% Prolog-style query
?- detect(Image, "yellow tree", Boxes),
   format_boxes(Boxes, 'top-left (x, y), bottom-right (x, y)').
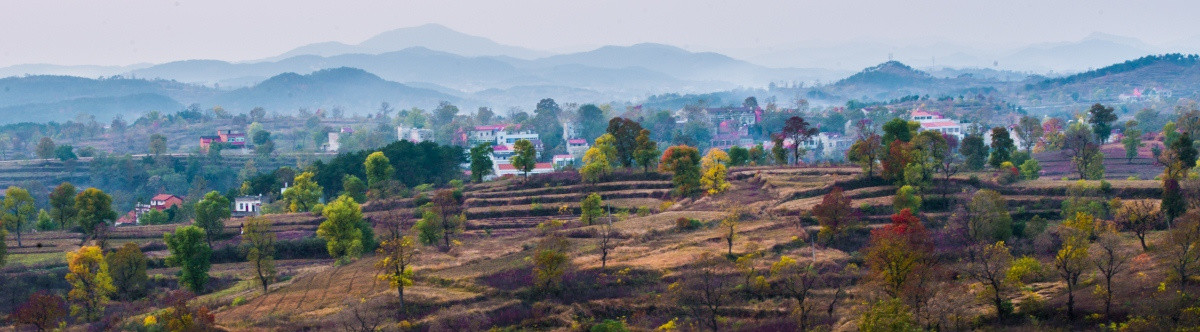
top-left (1055, 212), bottom-right (1094, 321)
top-left (581, 134), bottom-right (617, 183)
top-left (65, 246), bottom-right (114, 321)
top-left (283, 172), bottom-right (322, 212)
top-left (720, 206), bottom-right (741, 255)
top-left (243, 217), bottom-right (276, 292)
top-left (317, 195), bottom-right (364, 263)
top-left (700, 148), bottom-right (731, 195)
top-left (376, 233), bottom-right (417, 313)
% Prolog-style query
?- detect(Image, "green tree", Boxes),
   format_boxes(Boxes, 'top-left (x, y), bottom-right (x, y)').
top-left (1172, 133), bottom-right (1197, 171)
top-left (988, 127), bottom-right (1015, 168)
top-left (1122, 121), bottom-right (1144, 163)
top-left (413, 205), bottom-right (444, 246)
top-left (469, 143), bottom-right (494, 182)
top-left (165, 225), bottom-right (212, 293)
top-left (317, 195), bottom-right (365, 263)
top-left (580, 193), bottom-right (603, 225)
top-left (532, 235), bottom-right (571, 293)
top-left (243, 216), bottom-right (276, 292)
top-left (49, 182), bottom-right (78, 230)
top-left (511, 139), bottom-right (538, 177)
top-left (1088, 103), bottom-right (1118, 143)
top-left (727, 146), bottom-right (749, 166)
top-left (194, 191), bottom-right (230, 247)
top-left (54, 145), bottom-right (77, 161)
top-left (1014, 116), bottom-right (1043, 154)
top-left (35, 137), bottom-right (56, 159)
top-left (3, 186), bottom-right (36, 247)
top-left (858, 298), bottom-right (918, 332)
top-left (1019, 159), bottom-right (1041, 180)
top-left (848, 134), bottom-right (884, 177)
top-left (283, 172), bottom-right (322, 212)
top-left (892, 185), bottom-right (921, 212)
top-left (966, 189), bottom-right (1013, 242)
top-left (65, 246), bottom-right (114, 321)
top-left (149, 134), bottom-right (167, 157)
top-left (364, 151), bottom-right (395, 189)
top-left (607, 117), bottom-right (644, 168)
top-left (577, 104), bottom-right (608, 147)
top-left (633, 129), bottom-right (659, 172)
top-left (748, 143), bottom-right (766, 165)
top-left (960, 132), bottom-right (988, 171)
top-left (660, 145), bottom-right (702, 197)
top-left (342, 174), bottom-right (367, 203)
top-left (881, 118), bottom-right (915, 146)
top-left (964, 241), bottom-right (1014, 319)
top-left (140, 208), bottom-right (169, 225)
top-left (36, 209), bottom-right (54, 231)
top-left (75, 188), bottom-right (116, 246)
top-left (253, 131), bottom-right (274, 156)
top-left (771, 136), bottom-right (788, 165)
top-left (106, 242), bottom-right (148, 300)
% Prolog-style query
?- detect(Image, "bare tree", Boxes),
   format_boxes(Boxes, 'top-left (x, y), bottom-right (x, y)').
top-left (598, 214), bottom-right (617, 270)
top-left (1117, 200), bottom-right (1162, 250)
top-left (1092, 233), bottom-right (1133, 319)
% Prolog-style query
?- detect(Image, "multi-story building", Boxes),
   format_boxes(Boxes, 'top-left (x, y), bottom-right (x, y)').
top-left (200, 129), bottom-right (247, 152)
top-left (910, 110), bottom-right (966, 139)
top-left (397, 126), bottom-right (433, 143)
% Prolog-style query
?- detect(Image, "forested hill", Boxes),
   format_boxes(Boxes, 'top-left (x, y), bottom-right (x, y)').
top-left (817, 61), bottom-right (1000, 102)
top-left (1030, 53), bottom-right (1200, 89)
top-left (210, 67), bottom-right (460, 112)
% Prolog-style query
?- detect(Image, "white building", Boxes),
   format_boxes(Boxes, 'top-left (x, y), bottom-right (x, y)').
top-left (910, 110), bottom-right (966, 139)
top-left (397, 126), bottom-right (433, 143)
top-left (233, 195), bottom-right (263, 217)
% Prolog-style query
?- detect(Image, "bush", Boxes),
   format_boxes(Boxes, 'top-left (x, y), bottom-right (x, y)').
top-left (590, 319), bottom-right (629, 332)
top-left (231, 297), bottom-right (246, 306)
top-left (675, 217), bottom-right (703, 230)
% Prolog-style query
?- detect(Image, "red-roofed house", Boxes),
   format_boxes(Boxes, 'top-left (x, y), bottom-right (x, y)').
top-left (150, 194), bottom-right (183, 211)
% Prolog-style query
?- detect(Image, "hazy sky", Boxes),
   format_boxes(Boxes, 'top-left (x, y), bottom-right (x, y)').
top-left (2, 0), bottom-right (1198, 67)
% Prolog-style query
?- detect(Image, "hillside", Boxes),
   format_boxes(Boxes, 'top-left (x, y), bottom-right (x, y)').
top-left (211, 67), bottom-right (460, 111)
top-left (1025, 54), bottom-right (1200, 100)
top-left (822, 61), bottom-right (1001, 101)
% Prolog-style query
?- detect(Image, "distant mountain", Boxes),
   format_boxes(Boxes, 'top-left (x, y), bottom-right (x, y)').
top-left (1002, 32), bottom-right (1159, 73)
top-left (531, 43), bottom-right (825, 86)
top-left (1025, 54), bottom-right (1200, 100)
top-left (823, 61), bottom-right (1001, 101)
top-left (211, 67), bottom-right (461, 112)
top-left (0, 75), bottom-right (213, 108)
top-left (0, 63), bottom-right (151, 80)
top-left (264, 23), bottom-right (551, 61)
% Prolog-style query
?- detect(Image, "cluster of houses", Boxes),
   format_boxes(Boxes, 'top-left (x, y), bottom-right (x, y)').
top-left (115, 193), bottom-right (264, 226)
top-left (199, 129), bottom-right (246, 152)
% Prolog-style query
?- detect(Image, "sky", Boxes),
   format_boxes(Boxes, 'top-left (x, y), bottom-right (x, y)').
top-left (2, 0), bottom-right (1198, 67)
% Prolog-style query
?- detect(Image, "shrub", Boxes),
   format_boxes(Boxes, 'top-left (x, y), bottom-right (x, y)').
top-left (231, 297), bottom-right (246, 306)
top-left (675, 218), bottom-right (703, 230)
top-left (637, 206), bottom-right (651, 217)
top-left (591, 319), bottom-right (629, 332)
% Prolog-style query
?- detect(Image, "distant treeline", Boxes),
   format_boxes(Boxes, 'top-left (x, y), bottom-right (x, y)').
top-left (1029, 53), bottom-right (1200, 89)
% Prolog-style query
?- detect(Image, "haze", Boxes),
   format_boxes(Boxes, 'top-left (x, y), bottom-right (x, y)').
top-left (4, 0), bottom-right (1199, 70)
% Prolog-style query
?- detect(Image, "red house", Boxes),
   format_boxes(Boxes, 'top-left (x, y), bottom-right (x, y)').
top-left (150, 194), bottom-right (183, 211)
top-left (200, 129), bottom-right (247, 152)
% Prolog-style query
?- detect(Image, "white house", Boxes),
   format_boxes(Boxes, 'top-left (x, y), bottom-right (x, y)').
top-left (233, 195), bottom-right (263, 217)
top-left (910, 110), bottom-right (966, 139)
top-left (397, 126), bottom-right (433, 143)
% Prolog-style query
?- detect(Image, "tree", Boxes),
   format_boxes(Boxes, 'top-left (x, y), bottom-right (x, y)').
top-left (1164, 178), bottom-right (1186, 225)
top-left (364, 151), bottom-right (395, 189)
top-left (1166, 212), bottom-right (1200, 297)
top-left (727, 146), bottom-right (749, 166)
top-left (35, 137), bottom-right (56, 159)
top-left (772, 136), bottom-right (788, 165)
top-left (149, 133), bottom-right (167, 157)
top-left (532, 235), bottom-right (570, 293)
top-left (672, 252), bottom-right (731, 331)
top-left (700, 148), bottom-right (731, 195)
top-left (881, 140), bottom-right (911, 181)
top-left (3, 186), bottom-right (36, 247)
top-left (1172, 132), bottom-right (1197, 171)
top-left (107, 242), bottom-right (148, 300)
top-left (469, 143), bottom-right (494, 183)
top-left (770, 256), bottom-right (826, 331)
top-left (858, 298), bottom-right (918, 332)
top-left (633, 129), bottom-right (659, 173)
top-left (782, 116), bottom-right (819, 164)
top-left (49, 182), bottom-right (77, 230)
top-left (1055, 212), bottom-right (1093, 320)
top-left (342, 174), bottom-right (367, 203)
top-left (75, 188), bottom-right (116, 246)
top-left (1014, 116), bottom-right (1044, 154)
top-left (12, 291), bottom-right (67, 332)
top-left (866, 209), bottom-right (931, 299)
top-left (1122, 121), bottom-right (1144, 163)
top-left (511, 139), bottom-right (537, 177)
top-left (1117, 199), bottom-right (1161, 250)
top-left (960, 132), bottom-right (988, 171)
top-left (580, 193), bottom-right (603, 225)
top-left (581, 134), bottom-right (616, 183)
top-left (165, 226), bottom-right (212, 293)
top-left (660, 145), bottom-right (702, 197)
top-left (1092, 232), bottom-right (1132, 318)
top-left (893, 185), bottom-right (921, 212)
top-left (283, 172), bottom-right (322, 212)
top-left (598, 214), bottom-right (617, 270)
top-left (65, 246), bottom-right (114, 321)
top-left (194, 191), bottom-right (230, 247)
top-left (376, 230), bottom-right (417, 314)
top-left (579, 104), bottom-right (610, 142)
top-left (964, 241), bottom-right (1014, 319)
top-left (531, 98), bottom-right (566, 154)
top-left (988, 127), bottom-right (1015, 168)
top-left (813, 187), bottom-right (860, 244)
top-left (848, 133), bottom-right (884, 177)
top-left (318, 195), bottom-right (365, 263)
top-left (881, 118), bottom-right (915, 146)
top-left (965, 189), bottom-right (1012, 243)
top-left (54, 145), bottom-right (77, 161)
top-left (720, 207), bottom-right (741, 255)
top-left (1088, 103), bottom-right (1118, 143)
top-left (1019, 159), bottom-right (1041, 180)
top-left (748, 143), bottom-right (766, 166)
top-left (243, 216), bottom-right (276, 292)
top-left (607, 117), bottom-right (644, 168)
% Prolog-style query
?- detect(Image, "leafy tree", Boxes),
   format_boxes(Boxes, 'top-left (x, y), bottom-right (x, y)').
top-left (342, 174), bottom-right (367, 203)
top-left (1055, 212), bottom-right (1094, 320)
top-left (1014, 116), bottom-right (1044, 154)
top-left (531, 98), bottom-right (566, 154)
top-left (283, 172), bottom-right (322, 212)
top-left (581, 134), bottom-right (616, 183)
top-left (1117, 199), bottom-right (1161, 250)
top-left (194, 191), bottom-right (230, 247)
top-left (376, 231), bottom-right (417, 313)
top-left (149, 133), bottom-right (167, 157)
top-left (35, 209), bottom-right (54, 231)
top-left (606, 117), bottom-right (643, 168)
top-left (988, 127), bottom-right (1015, 168)
top-left (239, 216), bottom-right (277, 293)
top-left (532, 235), bottom-right (570, 293)
top-left (1122, 121), bottom-right (1144, 163)
top-left (65, 246), bottom-right (114, 321)
top-left (318, 195), bottom-right (365, 263)
top-left (858, 298), bottom-right (917, 332)
top-left (660, 145), bottom-right (702, 197)
top-left (469, 143), bottom-right (494, 183)
top-left (700, 148), bottom-right (731, 195)
top-left (964, 241), bottom-right (1014, 319)
top-left (748, 143), bottom-right (766, 165)
top-left (511, 139), bottom-right (537, 177)
top-left (413, 204), bottom-right (444, 246)
top-left (1167, 213), bottom-right (1200, 299)
top-left (253, 131), bottom-right (275, 156)
top-left (848, 133), bottom-right (884, 177)
top-left (881, 140), bottom-right (910, 182)
top-left (54, 145), bottom-right (77, 161)
top-left (580, 193), bottom-right (603, 225)
top-left (1172, 132), bottom-right (1197, 171)
top-left (771, 136), bottom-right (788, 165)
top-left (107, 242), bottom-right (148, 301)
top-left (165, 225), bottom-right (212, 293)
top-left (49, 182), bottom-right (77, 230)
top-left (866, 209), bottom-right (931, 299)
top-left (960, 132), bottom-right (988, 171)
top-left (881, 118), bottom-right (915, 146)
top-left (1019, 159), bottom-right (1041, 180)
top-left (892, 185), bottom-right (921, 212)
top-left (782, 116), bottom-right (819, 164)
top-left (3, 186), bottom-right (36, 247)
top-left (633, 129), bottom-right (659, 172)
top-left (966, 189), bottom-right (1012, 242)
top-left (813, 187), bottom-right (860, 244)
top-left (727, 146), bottom-right (749, 166)
top-left (75, 188), bottom-right (116, 246)
top-left (364, 151), bottom-right (395, 189)
top-left (140, 208), bottom-right (169, 225)
top-left (12, 291), bottom-right (67, 332)
top-left (1088, 103), bottom-right (1118, 143)
top-left (36, 137), bottom-right (57, 159)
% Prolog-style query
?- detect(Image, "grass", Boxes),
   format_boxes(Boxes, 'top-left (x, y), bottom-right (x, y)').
top-left (5, 251), bottom-right (66, 266)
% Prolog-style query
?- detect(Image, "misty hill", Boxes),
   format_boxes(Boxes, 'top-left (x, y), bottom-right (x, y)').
top-left (1024, 54), bottom-right (1200, 101)
top-left (1001, 32), bottom-right (1160, 73)
top-left (0, 75), bottom-right (212, 108)
top-left (818, 61), bottom-right (1001, 101)
top-left (0, 93), bottom-right (182, 124)
top-left (211, 67), bottom-right (461, 112)
top-left (265, 23), bottom-right (551, 61)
